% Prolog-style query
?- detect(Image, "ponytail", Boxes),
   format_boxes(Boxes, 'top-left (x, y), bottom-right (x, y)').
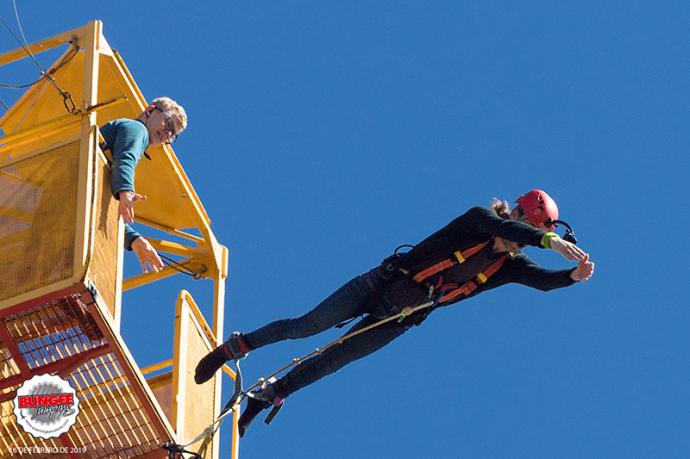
top-left (490, 198), bottom-right (511, 219)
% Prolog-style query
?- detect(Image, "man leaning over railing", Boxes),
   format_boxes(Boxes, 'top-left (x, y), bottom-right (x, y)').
top-left (99, 97), bottom-right (187, 273)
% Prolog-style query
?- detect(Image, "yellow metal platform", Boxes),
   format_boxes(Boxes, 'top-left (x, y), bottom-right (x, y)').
top-left (0, 21), bottom-right (237, 459)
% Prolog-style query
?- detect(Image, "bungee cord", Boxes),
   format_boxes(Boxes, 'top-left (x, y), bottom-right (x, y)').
top-left (164, 298), bottom-right (438, 458)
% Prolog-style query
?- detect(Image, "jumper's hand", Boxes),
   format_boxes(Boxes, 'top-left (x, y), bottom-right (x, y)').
top-left (118, 190), bottom-right (147, 224)
top-left (570, 253), bottom-right (595, 282)
top-left (131, 237), bottom-right (164, 273)
top-left (550, 236), bottom-right (586, 261)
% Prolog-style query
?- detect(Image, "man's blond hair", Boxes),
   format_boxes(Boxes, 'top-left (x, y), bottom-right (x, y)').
top-left (151, 97), bottom-right (188, 131)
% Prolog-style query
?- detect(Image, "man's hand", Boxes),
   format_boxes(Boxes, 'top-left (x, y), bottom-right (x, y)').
top-left (118, 190), bottom-right (147, 224)
top-left (131, 237), bottom-right (164, 273)
top-left (550, 236), bottom-right (587, 261)
top-left (570, 253), bottom-right (595, 282)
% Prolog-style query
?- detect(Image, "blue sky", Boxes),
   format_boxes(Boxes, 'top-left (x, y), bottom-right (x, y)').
top-left (2, 1), bottom-right (690, 457)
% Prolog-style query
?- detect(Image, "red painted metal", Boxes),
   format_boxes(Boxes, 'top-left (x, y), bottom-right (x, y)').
top-left (59, 433), bottom-right (84, 459)
top-left (1, 283), bottom-right (177, 457)
top-left (85, 297), bottom-right (173, 442)
top-left (139, 450), bottom-right (169, 459)
top-left (57, 345), bottom-right (112, 379)
top-left (0, 344), bottom-right (110, 396)
top-left (0, 321), bottom-right (31, 375)
top-left (0, 283), bottom-right (85, 318)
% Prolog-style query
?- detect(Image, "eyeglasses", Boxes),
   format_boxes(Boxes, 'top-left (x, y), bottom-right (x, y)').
top-left (154, 107), bottom-right (178, 144)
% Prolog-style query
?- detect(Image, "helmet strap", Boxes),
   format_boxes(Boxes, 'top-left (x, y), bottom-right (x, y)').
top-left (547, 219), bottom-right (578, 245)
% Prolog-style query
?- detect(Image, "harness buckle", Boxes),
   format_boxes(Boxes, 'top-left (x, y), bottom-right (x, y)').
top-left (397, 306), bottom-right (415, 323)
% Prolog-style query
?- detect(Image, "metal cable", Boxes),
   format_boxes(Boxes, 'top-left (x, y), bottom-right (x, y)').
top-left (11, 0), bottom-right (44, 71)
top-left (0, 77), bottom-right (44, 89)
top-left (0, 46), bottom-right (78, 123)
top-left (0, 45), bottom-right (77, 92)
top-left (0, 6), bottom-right (77, 113)
top-left (159, 254), bottom-right (202, 280)
top-left (0, 44), bottom-right (77, 90)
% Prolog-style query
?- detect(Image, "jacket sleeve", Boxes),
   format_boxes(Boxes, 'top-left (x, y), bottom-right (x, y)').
top-left (109, 123), bottom-right (146, 198)
top-left (505, 254), bottom-right (576, 291)
top-left (124, 224), bottom-right (141, 251)
top-left (464, 206), bottom-right (547, 248)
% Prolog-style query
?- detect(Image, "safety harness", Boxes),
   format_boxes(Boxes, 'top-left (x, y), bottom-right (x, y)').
top-left (409, 239), bottom-right (508, 305)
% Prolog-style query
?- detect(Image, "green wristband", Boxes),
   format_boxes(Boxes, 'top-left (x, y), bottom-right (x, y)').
top-left (541, 232), bottom-right (558, 248)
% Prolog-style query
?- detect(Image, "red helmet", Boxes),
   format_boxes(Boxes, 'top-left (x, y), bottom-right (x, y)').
top-left (515, 189), bottom-right (559, 230)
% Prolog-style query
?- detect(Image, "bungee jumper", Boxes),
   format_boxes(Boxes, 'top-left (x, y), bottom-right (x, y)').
top-left (195, 189), bottom-right (595, 436)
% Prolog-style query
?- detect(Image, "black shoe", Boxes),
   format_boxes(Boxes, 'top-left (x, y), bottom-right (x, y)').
top-left (238, 382), bottom-right (284, 437)
top-left (194, 332), bottom-right (249, 384)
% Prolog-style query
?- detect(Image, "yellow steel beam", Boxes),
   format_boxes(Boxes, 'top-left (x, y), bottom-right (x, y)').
top-left (0, 94), bottom-right (127, 157)
top-left (0, 29), bottom-right (78, 66)
top-left (0, 112), bottom-right (80, 158)
top-left (212, 248), bottom-right (228, 337)
top-left (110, 49), bottom-right (148, 110)
top-left (123, 251), bottom-right (215, 291)
top-left (0, 34), bottom-right (82, 127)
top-left (221, 245), bottom-right (229, 282)
top-left (134, 216), bottom-right (205, 244)
top-left (84, 95), bottom-right (128, 113)
top-left (74, 20), bottom-right (101, 276)
top-left (123, 265), bottom-right (179, 291)
top-left (147, 238), bottom-right (200, 258)
top-left (141, 359), bottom-right (173, 376)
top-left (211, 259), bottom-right (227, 458)
top-left (180, 290), bottom-right (218, 347)
top-left (221, 364), bottom-right (237, 380)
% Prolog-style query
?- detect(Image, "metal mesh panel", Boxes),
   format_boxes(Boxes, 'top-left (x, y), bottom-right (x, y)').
top-left (4, 297), bottom-right (105, 369)
top-left (0, 141), bottom-right (80, 302)
top-left (0, 398), bottom-right (67, 458)
top-left (1, 386), bottom-right (68, 458)
top-left (65, 354), bottom-right (165, 458)
top-left (0, 344), bottom-right (20, 380)
top-left (0, 294), bottom-right (169, 458)
top-left (175, 295), bottom-right (218, 457)
top-left (90, 149), bottom-right (121, 319)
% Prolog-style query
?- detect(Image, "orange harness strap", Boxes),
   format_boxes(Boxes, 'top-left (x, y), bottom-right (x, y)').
top-left (412, 240), bottom-right (491, 283)
top-left (437, 255), bottom-right (508, 304)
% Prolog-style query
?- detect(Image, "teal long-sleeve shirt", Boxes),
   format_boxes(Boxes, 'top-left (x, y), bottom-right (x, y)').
top-left (100, 119), bottom-right (149, 250)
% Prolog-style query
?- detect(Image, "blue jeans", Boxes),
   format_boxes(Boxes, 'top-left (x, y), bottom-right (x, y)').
top-left (243, 267), bottom-right (412, 396)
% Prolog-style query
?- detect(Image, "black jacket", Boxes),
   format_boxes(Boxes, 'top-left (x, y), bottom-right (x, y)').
top-left (378, 206), bottom-right (575, 318)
